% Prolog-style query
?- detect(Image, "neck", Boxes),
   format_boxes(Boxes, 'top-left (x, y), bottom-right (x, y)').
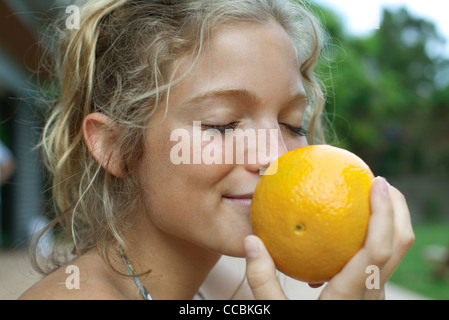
top-left (112, 214), bottom-right (221, 300)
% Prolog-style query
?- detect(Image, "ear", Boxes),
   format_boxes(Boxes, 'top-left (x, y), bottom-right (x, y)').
top-left (83, 112), bottom-right (125, 178)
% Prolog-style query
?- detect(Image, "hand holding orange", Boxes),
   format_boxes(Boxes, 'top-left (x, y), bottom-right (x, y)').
top-left (250, 145), bottom-right (375, 283)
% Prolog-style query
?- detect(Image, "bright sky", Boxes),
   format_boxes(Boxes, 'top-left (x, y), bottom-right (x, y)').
top-left (312, 0), bottom-right (449, 55)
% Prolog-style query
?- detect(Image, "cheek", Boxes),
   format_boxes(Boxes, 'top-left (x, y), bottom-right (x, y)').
top-left (137, 129), bottom-right (233, 227)
top-left (141, 125), bottom-right (231, 187)
top-left (285, 135), bottom-right (308, 152)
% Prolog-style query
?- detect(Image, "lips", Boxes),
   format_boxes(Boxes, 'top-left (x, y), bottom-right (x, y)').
top-left (224, 193), bottom-right (253, 200)
top-left (223, 194), bottom-right (253, 207)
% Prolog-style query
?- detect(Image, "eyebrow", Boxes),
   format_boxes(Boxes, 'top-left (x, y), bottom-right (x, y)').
top-left (181, 88), bottom-right (308, 110)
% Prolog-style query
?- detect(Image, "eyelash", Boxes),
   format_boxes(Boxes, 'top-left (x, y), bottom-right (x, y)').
top-left (201, 123), bottom-right (239, 132)
top-left (283, 124), bottom-right (309, 137)
top-left (201, 122), bottom-right (308, 137)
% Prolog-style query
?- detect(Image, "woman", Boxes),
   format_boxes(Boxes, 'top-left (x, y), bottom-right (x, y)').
top-left (21, 0), bottom-right (414, 300)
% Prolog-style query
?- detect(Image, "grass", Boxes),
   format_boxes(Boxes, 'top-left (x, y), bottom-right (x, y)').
top-left (388, 221), bottom-right (449, 300)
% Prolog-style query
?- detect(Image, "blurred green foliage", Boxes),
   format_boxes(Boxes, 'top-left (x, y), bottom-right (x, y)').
top-left (311, 7), bottom-right (449, 297)
top-left (312, 4), bottom-right (449, 178)
top-left (390, 222), bottom-right (449, 299)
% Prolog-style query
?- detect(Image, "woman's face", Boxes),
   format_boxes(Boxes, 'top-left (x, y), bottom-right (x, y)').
top-left (137, 21), bottom-right (309, 257)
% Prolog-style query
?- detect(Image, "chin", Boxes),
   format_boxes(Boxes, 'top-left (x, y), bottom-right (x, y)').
top-left (221, 248), bottom-right (246, 259)
top-left (212, 231), bottom-right (251, 258)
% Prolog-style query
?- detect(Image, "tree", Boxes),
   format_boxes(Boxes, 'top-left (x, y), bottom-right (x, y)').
top-left (314, 5), bottom-right (449, 177)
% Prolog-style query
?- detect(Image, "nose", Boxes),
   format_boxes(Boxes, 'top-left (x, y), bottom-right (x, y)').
top-left (245, 123), bottom-right (288, 175)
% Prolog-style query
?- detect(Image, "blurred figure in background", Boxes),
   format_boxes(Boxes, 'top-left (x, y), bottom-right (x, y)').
top-left (434, 242), bottom-right (449, 279)
top-left (0, 140), bottom-right (15, 247)
top-left (0, 141), bottom-right (15, 185)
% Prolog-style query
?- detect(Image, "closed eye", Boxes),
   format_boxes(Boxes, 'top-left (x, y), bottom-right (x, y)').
top-left (282, 124), bottom-right (308, 137)
top-left (201, 122), bottom-right (239, 132)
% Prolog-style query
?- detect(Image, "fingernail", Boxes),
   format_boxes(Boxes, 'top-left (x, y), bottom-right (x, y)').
top-left (244, 236), bottom-right (259, 259)
top-left (376, 176), bottom-right (389, 197)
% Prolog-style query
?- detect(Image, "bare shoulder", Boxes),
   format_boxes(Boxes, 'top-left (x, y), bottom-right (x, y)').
top-left (19, 270), bottom-right (122, 300)
top-left (19, 252), bottom-right (124, 300)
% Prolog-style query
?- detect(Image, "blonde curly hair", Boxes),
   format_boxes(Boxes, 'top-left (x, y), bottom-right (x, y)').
top-left (33, 0), bottom-right (328, 274)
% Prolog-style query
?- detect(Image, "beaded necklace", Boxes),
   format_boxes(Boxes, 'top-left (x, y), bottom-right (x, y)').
top-left (118, 246), bottom-right (152, 300)
top-left (118, 246), bottom-right (244, 300)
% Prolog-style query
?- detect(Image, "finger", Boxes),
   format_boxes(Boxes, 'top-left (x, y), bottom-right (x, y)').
top-left (389, 185), bottom-right (415, 253)
top-left (356, 177), bottom-right (396, 287)
top-left (320, 177), bottom-right (394, 299)
top-left (364, 177), bottom-right (395, 262)
top-left (381, 185), bottom-right (415, 277)
top-left (341, 177), bottom-right (395, 273)
top-left (244, 235), bottom-right (287, 300)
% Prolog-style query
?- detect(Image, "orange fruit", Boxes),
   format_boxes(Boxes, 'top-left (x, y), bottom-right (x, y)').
top-left (250, 145), bottom-right (375, 283)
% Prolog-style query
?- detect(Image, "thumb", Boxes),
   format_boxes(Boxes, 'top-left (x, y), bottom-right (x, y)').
top-left (244, 235), bottom-right (287, 300)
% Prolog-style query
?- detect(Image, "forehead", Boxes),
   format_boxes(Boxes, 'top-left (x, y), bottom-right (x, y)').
top-left (167, 20), bottom-right (304, 109)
